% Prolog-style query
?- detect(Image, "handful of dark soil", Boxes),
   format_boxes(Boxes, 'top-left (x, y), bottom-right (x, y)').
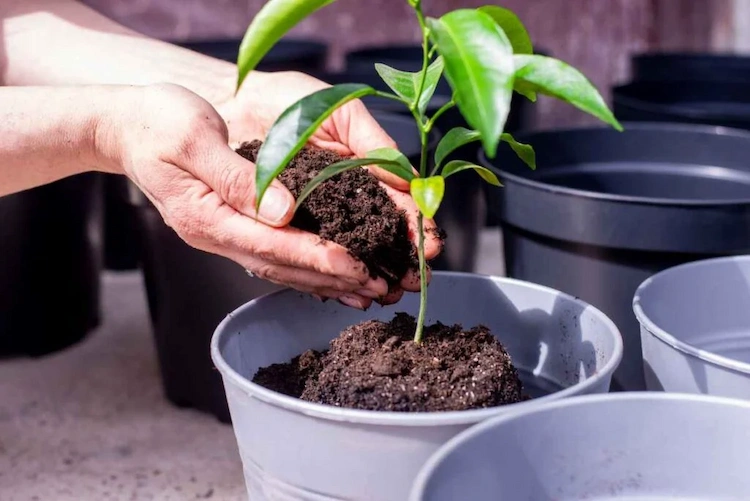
top-left (253, 313), bottom-right (525, 412)
top-left (236, 140), bottom-right (419, 286)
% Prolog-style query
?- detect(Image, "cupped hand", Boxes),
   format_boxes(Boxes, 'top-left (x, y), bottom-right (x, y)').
top-left (102, 82), bottom-right (439, 310)
top-left (216, 70), bottom-right (443, 303)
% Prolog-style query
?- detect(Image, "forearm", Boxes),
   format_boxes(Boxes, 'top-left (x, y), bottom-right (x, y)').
top-left (0, 86), bottom-right (118, 196)
top-left (1, 0), bottom-right (237, 106)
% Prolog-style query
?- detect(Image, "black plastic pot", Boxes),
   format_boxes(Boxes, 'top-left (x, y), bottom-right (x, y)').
top-left (102, 174), bottom-right (140, 270)
top-left (176, 38), bottom-right (328, 73)
top-left (0, 173), bottom-right (103, 356)
top-left (630, 52), bottom-right (750, 83)
top-left (613, 81), bottom-right (750, 130)
top-left (132, 112), bottom-right (441, 422)
top-left (481, 123), bottom-right (750, 392)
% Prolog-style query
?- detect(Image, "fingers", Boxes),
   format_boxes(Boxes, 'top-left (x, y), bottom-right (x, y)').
top-left (379, 182), bottom-right (442, 260)
top-left (333, 100), bottom-right (414, 192)
top-left (175, 135), bottom-right (295, 227)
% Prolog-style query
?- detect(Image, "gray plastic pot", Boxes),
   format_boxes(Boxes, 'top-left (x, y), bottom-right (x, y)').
top-left (410, 392), bottom-right (750, 501)
top-left (211, 272), bottom-right (623, 501)
top-left (634, 255), bottom-right (750, 396)
top-left (481, 123), bottom-right (750, 392)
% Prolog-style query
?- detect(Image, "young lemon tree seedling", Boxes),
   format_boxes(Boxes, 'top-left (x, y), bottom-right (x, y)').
top-left (237, 0), bottom-right (622, 344)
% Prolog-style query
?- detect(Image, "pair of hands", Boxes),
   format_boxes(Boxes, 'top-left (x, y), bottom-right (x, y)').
top-left (104, 72), bottom-right (441, 310)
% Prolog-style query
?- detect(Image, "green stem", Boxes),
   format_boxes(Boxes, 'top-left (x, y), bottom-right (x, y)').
top-left (411, 2), bottom-right (430, 114)
top-left (410, 0), bottom-right (431, 344)
top-left (425, 99), bottom-right (455, 133)
top-left (414, 214), bottom-right (428, 343)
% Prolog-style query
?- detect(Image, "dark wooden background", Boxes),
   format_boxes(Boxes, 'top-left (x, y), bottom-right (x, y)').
top-left (84, 0), bottom-right (735, 128)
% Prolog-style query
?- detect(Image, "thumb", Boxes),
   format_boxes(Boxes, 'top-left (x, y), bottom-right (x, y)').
top-left (193, 145), bottom-right (295, 227)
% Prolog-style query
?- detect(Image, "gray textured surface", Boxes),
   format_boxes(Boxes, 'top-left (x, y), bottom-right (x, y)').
top-left (0, 229), bottom-right (503, 500)
top-left (0, 272), bottom-right (245, 501)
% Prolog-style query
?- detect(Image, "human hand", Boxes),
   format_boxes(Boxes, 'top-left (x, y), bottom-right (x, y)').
top-left (214, 70), bottom-right (443, 304)
top-left (99, 83), bottom-right (396, 309)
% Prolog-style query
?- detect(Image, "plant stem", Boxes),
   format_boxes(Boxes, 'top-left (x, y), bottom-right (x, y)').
top-left (411, 0), bottom-right (431, 345)
top-left (411, 2), bottom-right (430, 114)
top-left (414, 213), bottom-right (428, 343)
top-left (425, 99), bottom-right (455, 132)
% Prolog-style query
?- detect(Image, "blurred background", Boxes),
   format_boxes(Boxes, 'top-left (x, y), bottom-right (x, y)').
top-left (86, 0), bottom-right (745, 128)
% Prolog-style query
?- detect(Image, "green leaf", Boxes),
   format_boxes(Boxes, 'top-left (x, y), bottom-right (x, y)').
top-left (514, 55), bottom-right (623, 131)
top-left (477, 6), bottom-right (533, 54)
top-left (295, 158), bottom-right (404, 211)
top-left (256, 84), bottom-right (376, 206)
top-left (514, 80), bottom-right (538, 102)
top-left (365, 147), bottom-right (416, 181)
top-left (428, 10), bottom-right (515, 159)
top-left (501, 133), bottom-right (536, 170)
top-left (441, 160), bottom-right (502, 186)
top-left (410, 176), bottom-right (445, 219)
top-left (237, 0), bottom-right (336, 89)
top-left (433, 127), bottom-right (481, 167)
top-left (374, 57), bottom-right (444, 114)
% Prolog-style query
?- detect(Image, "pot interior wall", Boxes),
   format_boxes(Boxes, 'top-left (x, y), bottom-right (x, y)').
top-left (217, 274), bottom-right (620, 400)
top-left (635, 256), bottom-right (750, 365)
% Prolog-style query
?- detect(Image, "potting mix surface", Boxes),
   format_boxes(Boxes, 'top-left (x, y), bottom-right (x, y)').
top-left (253, 312), bottom-right (526, 412)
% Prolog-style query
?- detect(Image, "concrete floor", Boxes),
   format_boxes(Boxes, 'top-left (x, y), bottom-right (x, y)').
top-left (0, 229), bottom-right (504, 500)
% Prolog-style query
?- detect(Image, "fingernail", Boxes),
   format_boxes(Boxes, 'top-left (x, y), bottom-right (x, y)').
top-left (356, 288), bottom-right (381, 299)
top-left (339, 294), bottom-right (366, 310)
top-left (257, 185), bottom-right (292, 224)
top-left (364, 277), bottom-right (389, 296)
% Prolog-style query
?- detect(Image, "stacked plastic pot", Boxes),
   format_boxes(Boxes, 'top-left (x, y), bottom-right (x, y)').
top-left (0, 173), bottom-right (103, 356)
top-left (482, 52), bottom-right (750, 392)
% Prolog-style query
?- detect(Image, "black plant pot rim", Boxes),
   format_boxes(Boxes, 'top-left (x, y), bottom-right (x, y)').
top-left (632, 51), bottom-right (750, 64)
top-left (480, 121), bottom-right (750, 207)
top-left (612, 81), bottom-right (750, 123)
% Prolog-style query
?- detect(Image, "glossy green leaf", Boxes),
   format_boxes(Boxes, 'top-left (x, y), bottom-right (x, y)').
top-left (433, 127), bottom-right (481, 167)
top-left (428, 10), bottom-right (515, 158)
top-left (374, 57), bottom-right (444, 114)
top-left (501, 133), bottom-right (536, 170)
top-left (295, 158), bottom-right (404, 211)
top-left (477, 6), bottom-right (533, 54)
top-left (237, 0), bottom-right (335, 89)
top-left (256, 84), bottom-right (376, 207)
top-left (365, 147), bottom-right (416, 181)
top-left (514, 55), bottom-right (623, 131)
top-left (410, 176), bottom-right (445, 219)
top-left (514, 80), bottom-right (538, 102)
top-left (441, 160), bottom-right (502, 186)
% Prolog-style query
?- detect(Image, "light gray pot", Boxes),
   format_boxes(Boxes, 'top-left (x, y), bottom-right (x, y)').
top-left (411, 393), bottom-right (750, 501)
top-left (634, 255), bottom-right (750, 396)
top-left (211, 272), bottom-right (623, 501)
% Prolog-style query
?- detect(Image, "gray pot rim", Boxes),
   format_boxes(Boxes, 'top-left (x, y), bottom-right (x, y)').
top-left (210, 271), bottom-right (623, 427)
top-left (480, 121), bottom-right (750, 207)
top-left (408, 391), bottom-right (750, 500)
top-left (633, 255), bottom-right (750, 376)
